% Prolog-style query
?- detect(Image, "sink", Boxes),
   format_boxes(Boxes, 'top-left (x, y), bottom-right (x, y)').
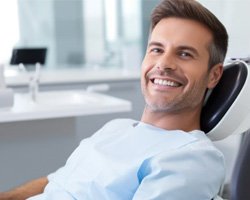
top-left (13, 90), bottom-right (131, 112)
top-left (34, 91), bottom-right (101, 106)
top-left (14, 90), bottom-right (114, 108)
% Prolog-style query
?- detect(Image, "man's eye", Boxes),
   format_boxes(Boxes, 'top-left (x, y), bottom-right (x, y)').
top-left (179, 51), bottom-right (193, 58)
top-left (149, 48), bottom-right (162, 53)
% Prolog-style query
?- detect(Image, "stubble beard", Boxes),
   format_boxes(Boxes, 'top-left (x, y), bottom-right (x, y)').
top-left (142, 79), bottom-right (207, 115)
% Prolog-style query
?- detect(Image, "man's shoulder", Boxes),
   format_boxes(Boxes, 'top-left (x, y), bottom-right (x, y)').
top-left (103, 118), bottom-right (138, 130)
top-left (92, 118), bottom-right (138, 137)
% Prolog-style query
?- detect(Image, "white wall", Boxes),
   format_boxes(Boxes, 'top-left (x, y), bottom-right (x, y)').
top-left (199, 0), bottom-right (250, 59)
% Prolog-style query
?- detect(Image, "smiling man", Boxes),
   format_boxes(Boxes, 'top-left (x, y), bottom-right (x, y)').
top-left (0, 0), bottom-right (228, 200)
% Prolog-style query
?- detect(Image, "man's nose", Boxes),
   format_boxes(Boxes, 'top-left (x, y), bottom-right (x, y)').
top-left (155, 52), bottom-right (177, 71)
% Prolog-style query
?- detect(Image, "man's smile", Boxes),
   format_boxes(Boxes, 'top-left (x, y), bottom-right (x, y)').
top-left (151, 78), bottom-right (182, 87)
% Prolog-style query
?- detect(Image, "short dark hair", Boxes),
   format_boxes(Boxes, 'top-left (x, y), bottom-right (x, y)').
top-left (151, 0), bottom-right (228, 68)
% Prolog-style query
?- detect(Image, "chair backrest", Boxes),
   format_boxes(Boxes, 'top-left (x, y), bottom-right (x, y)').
top-left (201, 61), bottom-right (250, 141)
top-left (200, 61), bottom-right (250, 200)
top-left (230, 129), bottom-right (250, 200)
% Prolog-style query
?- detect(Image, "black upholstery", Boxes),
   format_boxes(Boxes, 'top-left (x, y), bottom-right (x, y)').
top-left (201, 62), bottom-right (248, 133)
top-left (230, 129), bottom-right (250, 200)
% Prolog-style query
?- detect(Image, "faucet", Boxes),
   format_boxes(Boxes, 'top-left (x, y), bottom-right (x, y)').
top-left (29, 63), bottom-right (41, 102)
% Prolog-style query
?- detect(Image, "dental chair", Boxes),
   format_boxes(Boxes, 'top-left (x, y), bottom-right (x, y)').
top-left (201, 61), bottom-right (250, 200)
top-left (230, 129), bottom-right (250, 200)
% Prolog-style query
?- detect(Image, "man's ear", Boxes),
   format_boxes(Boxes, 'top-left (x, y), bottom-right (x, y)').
top-left (207, 63), bottom-right (223, 89)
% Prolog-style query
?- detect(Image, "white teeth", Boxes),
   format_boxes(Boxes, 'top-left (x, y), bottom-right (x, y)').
top-left (153, 78), bottom-right (179, 87)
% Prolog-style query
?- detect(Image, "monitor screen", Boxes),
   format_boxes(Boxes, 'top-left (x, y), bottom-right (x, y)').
top-left (10, 48), bottom-right (47, 65)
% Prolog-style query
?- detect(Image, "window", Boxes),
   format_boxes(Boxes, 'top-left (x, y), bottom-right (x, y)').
top-left (0, 1), bottom-right (19, 64)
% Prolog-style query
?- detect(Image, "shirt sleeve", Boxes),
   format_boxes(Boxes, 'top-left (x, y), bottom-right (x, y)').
top-left (47, 119), bottom-right (136, 181)
top-left (27, 181), bottom-right (75, 200)
top-left (133, 141), bottom-right (225, 200)
top-left (41, 119), bottom-right (136, 199)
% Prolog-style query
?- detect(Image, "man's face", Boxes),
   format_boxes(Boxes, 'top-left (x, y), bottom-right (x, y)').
top-left (141, 17), bottom-right (218, 114)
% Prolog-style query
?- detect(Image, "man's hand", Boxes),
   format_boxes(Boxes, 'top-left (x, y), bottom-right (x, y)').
top-left (0, 177), bottom-right (48, 200)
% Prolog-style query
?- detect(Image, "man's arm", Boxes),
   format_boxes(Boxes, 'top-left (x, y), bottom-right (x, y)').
top-left (0, 177), bottom-right (48, 200)
top-left (133, 143), bottom-right (225, 200)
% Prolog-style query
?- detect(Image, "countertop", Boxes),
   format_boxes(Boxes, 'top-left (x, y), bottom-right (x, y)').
top-left (5, 67), bottom-right (141, 87)
top-left (0, 90), bottom-right (132, 123)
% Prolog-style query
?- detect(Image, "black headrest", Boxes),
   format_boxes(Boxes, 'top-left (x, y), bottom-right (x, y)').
top-left (201, 62), bottom-right (248, 133)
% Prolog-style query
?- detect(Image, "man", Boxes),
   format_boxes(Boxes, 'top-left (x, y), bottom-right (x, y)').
top-left (0, 0), bottom-right (228, 199)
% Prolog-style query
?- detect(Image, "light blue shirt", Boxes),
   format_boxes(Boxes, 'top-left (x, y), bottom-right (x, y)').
top-left (28, 119), bottom-right (225, 200)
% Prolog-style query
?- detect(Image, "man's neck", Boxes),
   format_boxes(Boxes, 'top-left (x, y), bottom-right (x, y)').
top-left (141, 108), bottom-right (201, 132)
